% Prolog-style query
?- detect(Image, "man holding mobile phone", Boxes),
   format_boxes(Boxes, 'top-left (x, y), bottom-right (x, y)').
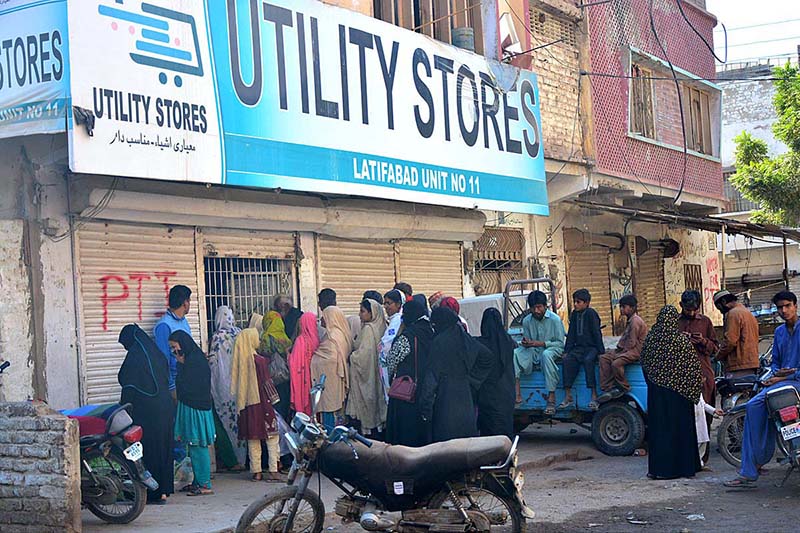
top-left (677, 290), bottom-right (719, 463)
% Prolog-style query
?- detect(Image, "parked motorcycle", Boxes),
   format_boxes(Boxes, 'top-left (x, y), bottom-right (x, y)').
top-left (764, 383), bottom-right (800, 486)
top-left (69, 403), bottom-right (158, 524)
top-left (235, 376), bottom-right (534, 532)
top-left (716, 349), bottom-right (773, 467)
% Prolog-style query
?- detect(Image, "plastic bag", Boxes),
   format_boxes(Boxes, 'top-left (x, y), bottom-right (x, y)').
top-left (174, 456), bottom-right (194, 485)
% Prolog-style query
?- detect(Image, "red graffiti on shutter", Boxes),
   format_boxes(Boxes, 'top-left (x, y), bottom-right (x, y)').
top-left (128, 273), bottom-right (152, 321)
top-left (98, 275), bottom-right (130, 331)
top-left (153, 271), bottom-right (178, 316)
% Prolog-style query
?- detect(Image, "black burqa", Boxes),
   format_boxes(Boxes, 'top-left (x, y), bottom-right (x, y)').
top-left (641, 306), bottom-right (703, 480)
top-left (118, 324), bottom-right (175, 501)
top-left (169, 331), bottom-right (212, 411)
top-left (419, 308), bottom-right (494, 443)
top-left (284, 306), bottom-right (303, 341)
top-left (385, 300), bottom-right (434, 447)
top-left (476, 308), bottom-right (517, 439)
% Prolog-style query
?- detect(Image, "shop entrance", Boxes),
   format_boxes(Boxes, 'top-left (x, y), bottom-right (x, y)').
top-left (203, 257), bottom-right (294, 339)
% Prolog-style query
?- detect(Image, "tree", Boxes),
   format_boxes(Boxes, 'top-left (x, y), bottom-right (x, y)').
top-left (730, 64), bottom-right (800, 226)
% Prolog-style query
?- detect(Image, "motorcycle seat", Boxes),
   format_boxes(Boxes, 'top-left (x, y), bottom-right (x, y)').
top-left (319, 436), bottom-right (512, 500)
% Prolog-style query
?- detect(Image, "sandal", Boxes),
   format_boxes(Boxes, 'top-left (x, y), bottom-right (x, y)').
top-left (723, 477), bottom-right (757, 489)
top-left (265, 472), bottom-right (288, 483)
top-left (179, 483), bottom-right (196, 493)
top-left (557, 399), bottom-right (575, 410)
top-left (544, 402), bottom-right (556, 416)
top-left (187, 486), bottom-right (214, 496)
top-left (588, 400), bottom-right (599, 411)
top-left (251, 473), bottom-right (263, 482)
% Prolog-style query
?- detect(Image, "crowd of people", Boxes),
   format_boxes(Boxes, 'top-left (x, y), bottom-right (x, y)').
top-left (116, 282), bottom-right (516, 502)
top-left (115, 275), bottom-right (800, 504)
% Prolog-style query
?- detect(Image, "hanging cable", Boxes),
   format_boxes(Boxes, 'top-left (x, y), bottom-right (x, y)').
top-left (648, 0), bottom-right (689, 206)
top-left (675, 0), bottom-right (727, 63)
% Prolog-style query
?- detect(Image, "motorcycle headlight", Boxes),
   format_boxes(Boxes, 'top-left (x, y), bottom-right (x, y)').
top-left (292, 413), bottom-right (311, 433)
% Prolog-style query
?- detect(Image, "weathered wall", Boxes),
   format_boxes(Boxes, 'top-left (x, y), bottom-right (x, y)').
top-left (0, 402), bottom-right (81, 533)
top-left (0, 221), bottom-right (34, 402)
top-left (663, 228), bottom-right (723, 325)
top-left (0, 136), bottom-right (79, 408)
top-left (720, 78), bottom-right (786, 168)
top-left (323, 0), bottom-right (371, 16)
top-left (502, 0), bottom-right (586, 162)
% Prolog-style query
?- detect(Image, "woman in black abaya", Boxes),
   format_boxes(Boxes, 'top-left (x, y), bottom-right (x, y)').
top-left (118, 324), bottom-right (175, 504)
top-left (641, 306), bottom-right (703, 480)
top-left (418, 307), bottom-right (493, 443)
top-left (476, 308), bottom-right (517, 439)
top-left (384, 300), bottom-right (434, 447)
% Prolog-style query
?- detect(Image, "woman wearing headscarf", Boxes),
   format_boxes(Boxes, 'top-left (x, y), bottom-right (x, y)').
top-left (641, 306), bottom-right (703, 480)
top-left (231, 328), bottom-right (283, 482)
top-left (384, 300), bottom-right (434, 447)
top-left (418, 308), bottom-right (494, 444)
top-left (169, 331), bottom-right (216, 496)
top-left (260, 311), bottom-right (293, 420)
top-left (379, 289), bottom-right (405, 403)
top-left (207, 306), bottom-right (245, 471)
top-left (311, 306), bottom-right (353, 430)
top-left (440, 296), bottom-right (470, 333)
top-left (118, 324), bottom-right (175, 504)
top-left (290, 313), bottom-right (320, 416)
top-left (346, 299), bottom-right (388, 434)
top-left (476, 308), bottom-right (517, 439)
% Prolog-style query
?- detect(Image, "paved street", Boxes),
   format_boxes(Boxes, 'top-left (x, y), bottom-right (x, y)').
top-left (82, 423), bottom-right (800, 532)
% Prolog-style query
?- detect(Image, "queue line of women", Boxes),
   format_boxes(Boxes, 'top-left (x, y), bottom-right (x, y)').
top-left (116, 289), bottom-right (518, 502)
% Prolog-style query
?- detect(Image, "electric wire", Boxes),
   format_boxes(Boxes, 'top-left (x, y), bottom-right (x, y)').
top-left (676, 0), bottom-right (727, 63)
top-left (648, 0), bottom-right (689, 205)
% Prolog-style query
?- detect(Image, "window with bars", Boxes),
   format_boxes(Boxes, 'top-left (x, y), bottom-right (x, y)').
top-left (723, 171), bottom-right (759, 213)
top-left (529, 7), bottom-right (577, 47)
top-left (204, 257), bottom-right (294, 339)
top-left (630, 63), bottom-right (656, 139)
top-left (684, 263), bottom-right (703, 312)
top-left (373, 0), bottom-right (484, 55)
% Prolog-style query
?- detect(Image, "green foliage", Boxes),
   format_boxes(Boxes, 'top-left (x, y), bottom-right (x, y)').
top-left (731, 64), bottom-right (800, 226)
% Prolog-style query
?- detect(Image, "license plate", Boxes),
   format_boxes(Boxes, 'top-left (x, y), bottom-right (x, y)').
top-left (781, 422), bottom-right (800, 441)
top-left (123, 441), bottom-right (143, 461)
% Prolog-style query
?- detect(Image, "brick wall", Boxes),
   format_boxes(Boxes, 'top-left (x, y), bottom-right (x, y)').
top-left (507, 0), bottom-right (585, 162)
top-left (0, 402), bottom-right (81, 533)
top-left (588, 0), bottom-right (723, 199)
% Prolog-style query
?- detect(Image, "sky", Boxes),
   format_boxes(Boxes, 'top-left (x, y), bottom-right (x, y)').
top-left (708, 0), bottom-right (800, 66)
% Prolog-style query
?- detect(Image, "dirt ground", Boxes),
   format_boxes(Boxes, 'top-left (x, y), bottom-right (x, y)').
top-left (83, 422), bottom-right (800, 532)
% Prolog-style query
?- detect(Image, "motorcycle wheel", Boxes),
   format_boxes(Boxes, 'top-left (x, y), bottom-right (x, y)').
top-left (429, 482), bottom-right (524, 532)
top-left (718, 410), bottom-right (746, 468)
top-left (83, 449), bottom-right (146, 524)
top-left (235, 485), bottom-right (324, 533)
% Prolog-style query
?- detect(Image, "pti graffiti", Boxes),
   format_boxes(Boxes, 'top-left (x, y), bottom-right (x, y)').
top-left (98, 271), bottom-right (177, 331)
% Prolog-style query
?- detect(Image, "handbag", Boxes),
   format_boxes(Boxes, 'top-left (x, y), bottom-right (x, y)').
top-left (268, 352), bottom-right (290, 385)
top-left (388, 338), bottom-right (417, 403)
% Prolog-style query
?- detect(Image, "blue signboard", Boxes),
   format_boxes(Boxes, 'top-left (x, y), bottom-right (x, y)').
top-left (68, 0), bottom-right (548, 215)
top-left (0, 0), bottom-right (69, 138)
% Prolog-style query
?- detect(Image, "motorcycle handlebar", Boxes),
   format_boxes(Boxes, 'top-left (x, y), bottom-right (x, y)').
top-left (352, 431), bottom-right (372, 448)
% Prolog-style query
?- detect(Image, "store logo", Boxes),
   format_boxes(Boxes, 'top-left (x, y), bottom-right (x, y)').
top-left (98, 0), bottom-right (204, 87)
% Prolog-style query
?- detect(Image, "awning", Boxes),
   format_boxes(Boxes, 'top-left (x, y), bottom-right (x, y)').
top-left (571, 200), bottom-right (800, 242)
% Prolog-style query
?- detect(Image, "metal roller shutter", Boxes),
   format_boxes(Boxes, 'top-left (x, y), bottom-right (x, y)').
top-left (566, 248), bottom-right (613, 329)
top-left (634, 249), bottom-right (666, 328)
top-left (199, 228), bottom-right (296, 260)
top-left (397, 240), bottom-right (463, 300)
top-left (318, 237), bottom-right (396, 316)
top-left (77, 222), bottom-right (201, 404)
